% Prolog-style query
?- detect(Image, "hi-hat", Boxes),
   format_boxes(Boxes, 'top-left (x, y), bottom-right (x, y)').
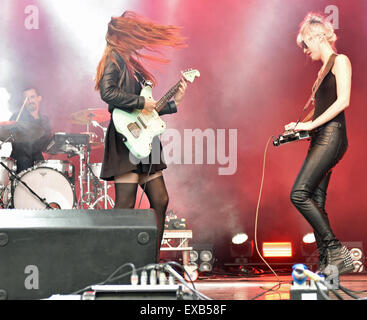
top-left (70, 108), bottom-right (110, 125)
top-left (0, 121), bottom-right (45, 143)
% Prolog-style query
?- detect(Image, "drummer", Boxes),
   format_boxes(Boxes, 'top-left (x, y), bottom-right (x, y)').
top-left (10, 87), bottom-right (51, 173)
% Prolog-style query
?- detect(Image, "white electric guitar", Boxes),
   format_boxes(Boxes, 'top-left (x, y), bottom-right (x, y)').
top-left (112, 69), bottom-right (200, 159)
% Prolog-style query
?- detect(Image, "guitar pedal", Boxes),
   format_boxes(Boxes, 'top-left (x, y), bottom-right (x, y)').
top-left (273, 130), bottom-right (311, 147)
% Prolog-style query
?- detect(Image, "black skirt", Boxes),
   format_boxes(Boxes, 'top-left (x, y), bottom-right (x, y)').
top-left (100, 121), bottom-right (167, 181)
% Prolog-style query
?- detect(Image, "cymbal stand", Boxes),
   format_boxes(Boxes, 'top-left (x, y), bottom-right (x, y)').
top-left (76, 123), bottom-right (114, 209)
top-left (77, 145), bottom-right (96, 209)
top-left (89, 120), bottom-right (114, 209)
top-left (88, 164), bottom-right (114, 209)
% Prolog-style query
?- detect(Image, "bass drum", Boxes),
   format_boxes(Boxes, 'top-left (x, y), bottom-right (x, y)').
top-left (34, 160), bottom-right (75, 184)
top-left (11, 167), bottom-right (76, 209)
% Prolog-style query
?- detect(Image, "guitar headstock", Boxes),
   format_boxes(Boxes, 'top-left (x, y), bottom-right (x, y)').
top-left (181, 69), bottom-right (200, 83)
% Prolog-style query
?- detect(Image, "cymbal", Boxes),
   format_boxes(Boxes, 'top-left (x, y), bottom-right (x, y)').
top-left (70, 108), bottom-right (110, 125)
top-left (0, 121), bottom-right (45, 143)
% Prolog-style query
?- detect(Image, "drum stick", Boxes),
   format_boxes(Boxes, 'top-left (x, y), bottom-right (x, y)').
top-left (15, 97), bottom-right (29, 122)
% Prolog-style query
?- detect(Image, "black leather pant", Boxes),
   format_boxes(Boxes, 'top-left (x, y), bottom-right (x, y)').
top-left (290, 121), bottom-right (348, 248)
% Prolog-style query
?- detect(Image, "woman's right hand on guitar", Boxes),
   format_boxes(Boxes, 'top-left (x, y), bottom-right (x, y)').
top-left (285, 121), bottom-right (314, 132)
top-left (144, 97), bottom-right (157, 113)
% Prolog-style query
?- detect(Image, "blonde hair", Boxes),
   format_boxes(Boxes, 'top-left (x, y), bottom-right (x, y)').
top-left (296, 12), bottom-right (337, 49)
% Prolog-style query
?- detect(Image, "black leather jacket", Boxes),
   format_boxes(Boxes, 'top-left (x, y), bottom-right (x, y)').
top-left (99, 52), bottom-right (177, 115)
top-left (99, 51), bottom-right (177, 180)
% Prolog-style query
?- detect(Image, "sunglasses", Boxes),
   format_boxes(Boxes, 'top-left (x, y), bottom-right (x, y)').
top-left (300, 33), bottom-right (326, 50)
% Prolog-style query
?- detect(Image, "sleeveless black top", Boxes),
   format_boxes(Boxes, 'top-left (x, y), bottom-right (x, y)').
top-left (314, 56), bottom-right (346, 127)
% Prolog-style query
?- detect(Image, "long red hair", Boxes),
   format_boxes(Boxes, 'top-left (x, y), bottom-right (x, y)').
top-left (95, 11), bottom-right (186, 90)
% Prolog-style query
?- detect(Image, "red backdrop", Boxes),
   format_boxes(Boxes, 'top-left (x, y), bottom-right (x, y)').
top-left (1, 0), bottom-right (366, 259)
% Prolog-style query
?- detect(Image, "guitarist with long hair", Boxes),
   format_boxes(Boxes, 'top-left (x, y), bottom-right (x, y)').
top-left (95, 11), bottom-right (187, 253)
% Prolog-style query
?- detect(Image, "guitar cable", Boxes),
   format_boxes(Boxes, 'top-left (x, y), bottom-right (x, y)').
top-left (252, 136), bottom-right (285, 296)
top-left (137, 161), bottom-right (153, 209)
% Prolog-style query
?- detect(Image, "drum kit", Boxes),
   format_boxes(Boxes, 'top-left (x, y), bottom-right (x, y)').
top-left (0, 108), bottom-right (114, 210)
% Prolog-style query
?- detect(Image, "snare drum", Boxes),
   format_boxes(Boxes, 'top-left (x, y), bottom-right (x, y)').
top-left (10, 166), bottom-right (76, 209)
top-left (34, 160), bottom-right (75, 183)
top-left (0, 157), bottom-right (16, 188)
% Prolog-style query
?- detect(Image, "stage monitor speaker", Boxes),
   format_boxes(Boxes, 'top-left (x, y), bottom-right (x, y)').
top-left (0, 209), bottom-right (158, 300)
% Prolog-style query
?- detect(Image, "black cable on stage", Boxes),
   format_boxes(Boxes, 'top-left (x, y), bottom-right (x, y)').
top-left (71, 262), bottom-right (137, 295)
top-left (339, 284), bottom-right (360, 300)
top-left (165, 260), bottom-right (197, 290)
top-left (315, 281), bottom-right (332, 300)
top-left (338, 284), bottom-right (367, 300)
top-left (100, 262), bottom-right (210, 300)
top-left (329, 286), bottom-right (344, 300)
top-left (70, 261), bottom-right (210, 300)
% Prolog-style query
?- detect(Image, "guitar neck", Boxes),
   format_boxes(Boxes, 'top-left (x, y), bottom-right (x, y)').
top-left (156, 80), bottom-right (181, 113)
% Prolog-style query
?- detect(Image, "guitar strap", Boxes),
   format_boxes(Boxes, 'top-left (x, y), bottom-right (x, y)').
top-left (297, 53), bottom-right (338, 123)
top-left (134, 72), bottom-right (149, 88)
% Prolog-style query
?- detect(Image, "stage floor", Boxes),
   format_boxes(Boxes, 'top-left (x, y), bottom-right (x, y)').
top-left (193, 274), bottom-right (367, 300)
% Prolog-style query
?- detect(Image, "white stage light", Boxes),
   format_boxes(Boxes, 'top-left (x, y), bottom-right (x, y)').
top-left (352, 261), bottom-right (364, 273)
top-left (200, 262), bottom-right (212, 272)
top-left (302, 233), bottom-right (316, 244)
top-left (350, 248), bottom-right (363, 261)
top-left (189, 250), bottom-right (199, 262)
top-left (43, 0), bottom-right (134, 72)
top-left (200, 250), bottom-right (213, 262)
top-left (232, 233), bottom-right (248, 245)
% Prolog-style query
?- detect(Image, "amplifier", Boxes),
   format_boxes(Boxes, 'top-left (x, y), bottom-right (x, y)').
top-left (0, 209), bottom-right (158, 300)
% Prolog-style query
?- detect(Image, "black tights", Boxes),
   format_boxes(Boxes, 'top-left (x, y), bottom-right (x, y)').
top-left (114, 176), bottom-right (169, 252)
top-left (290, 122), bottom-right (348, 249)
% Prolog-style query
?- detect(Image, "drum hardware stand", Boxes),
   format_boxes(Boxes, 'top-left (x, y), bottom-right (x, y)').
top-left (76, 141), bottom-right (114, 210)
top-left (91, 120), bottom-right (107, 142)
top-left (76, 144), bottom-right (95, 209)
top-left (87, 163), bottom-right (114, 209)
top-left (78, 121), bottom-right (114, 209)
top-left (0, 160), bottom-right (53, 209)
top-left (64, 117), bottom-right (113, 209)
top-left (90, 120), bottom-right (114, 209)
